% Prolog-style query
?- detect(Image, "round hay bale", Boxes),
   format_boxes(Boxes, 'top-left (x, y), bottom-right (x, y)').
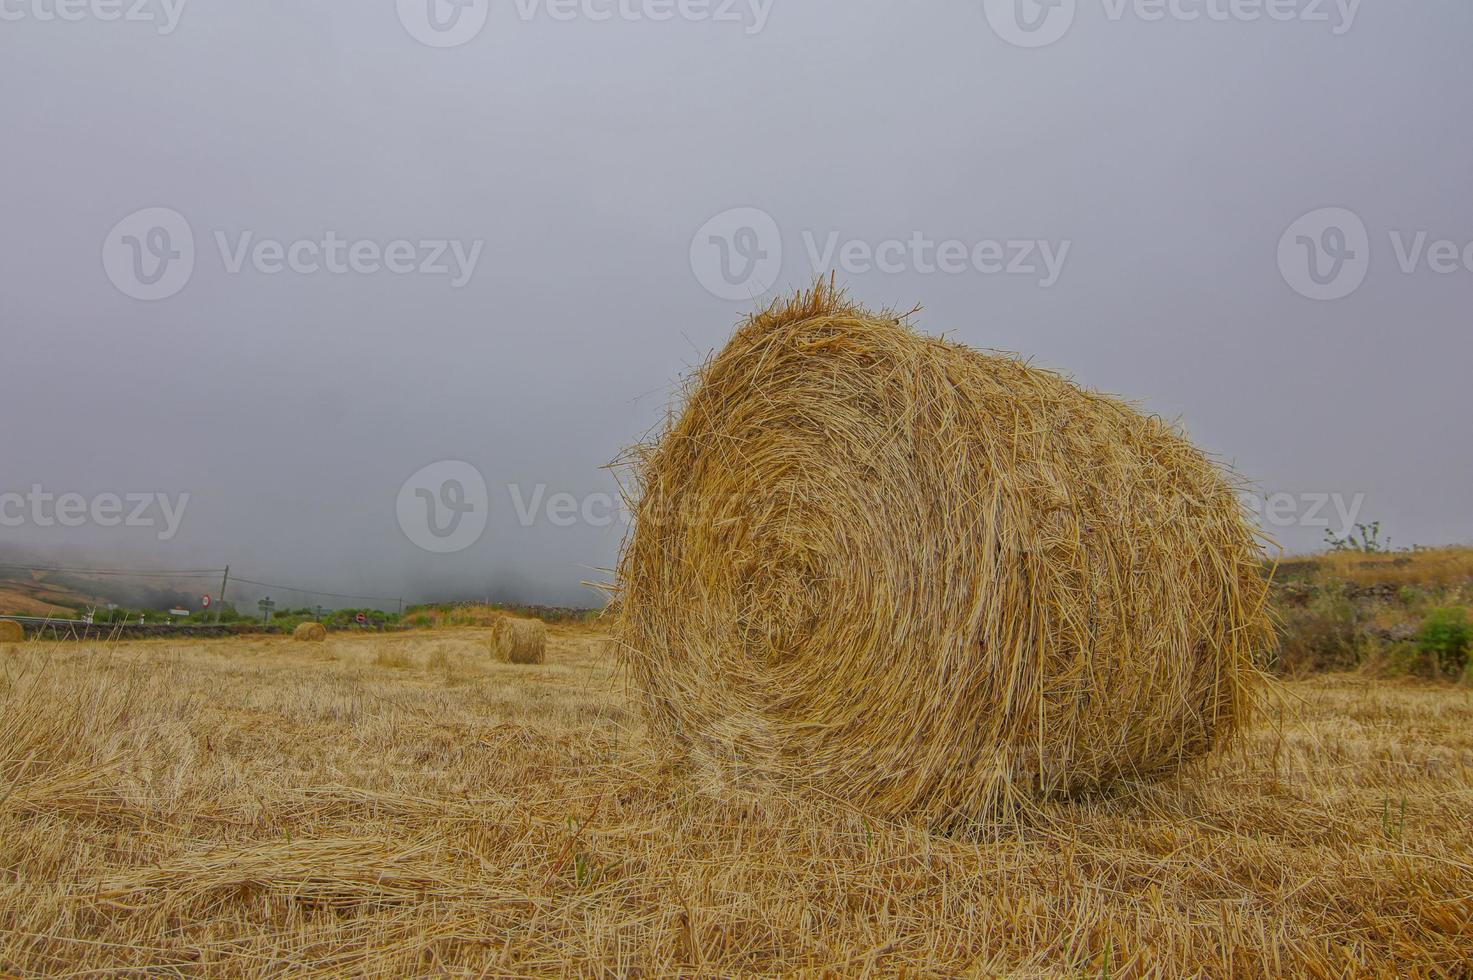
top-left (293, 622), bottom-right (328, 642)
top-left (614, 284), bottom-right (1272, 823)
top-left (492, 618), bottom-right (546, 665)
top-left (0, 620), bottom-right (24, 643)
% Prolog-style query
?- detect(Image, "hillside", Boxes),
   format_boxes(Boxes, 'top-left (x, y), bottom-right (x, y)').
top-left (1273, 546), bottom-right (1473, 679)
top-left (0, 569), bottom-right (106, 617)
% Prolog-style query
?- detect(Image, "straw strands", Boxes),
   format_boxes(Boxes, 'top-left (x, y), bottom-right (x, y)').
top-left (614, 283), bottom-right (1274, 824)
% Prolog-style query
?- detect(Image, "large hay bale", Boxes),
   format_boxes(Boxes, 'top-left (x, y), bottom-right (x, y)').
top-left (0, 620), bottom-right (23, 643)
top-left (293, 622), bottom-right (328, 642)
top-left (492, 618), bottom-right (546, 665)
top-left (614, 284), bottom-right (1272, 823)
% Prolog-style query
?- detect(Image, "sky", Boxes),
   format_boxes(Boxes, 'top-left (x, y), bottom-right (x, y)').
top-left (1, 0), bottom-right (1468, 608)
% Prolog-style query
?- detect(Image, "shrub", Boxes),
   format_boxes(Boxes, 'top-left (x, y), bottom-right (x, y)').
top-left (1417, 607), bottom-right (1471, 674)
top-left (1275, 593), bottom-right (1361, 674)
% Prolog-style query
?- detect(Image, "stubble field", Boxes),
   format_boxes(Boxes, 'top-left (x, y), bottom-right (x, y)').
top-left (2, 628), bottom-right (1471, 977)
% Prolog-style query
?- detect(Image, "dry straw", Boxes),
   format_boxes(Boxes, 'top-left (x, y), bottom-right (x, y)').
top-left (614, 282), bottom-right (1273, 825)
top-left (293, 622), bottom-right (328, 643)
top-left (492, 617), bottom-right (546, 665)
top-left (0, 620), bottom-right (24, 643)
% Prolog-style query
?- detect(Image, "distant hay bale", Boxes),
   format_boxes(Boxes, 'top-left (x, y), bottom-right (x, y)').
top-left (492, 618), bottom-right (546, 665)
top-left (0, 620), bottom-right (23, 643)
top-left (293, 622), bottom-right (328, 642)
top-left (614, 283), bottom-right (1273, 824)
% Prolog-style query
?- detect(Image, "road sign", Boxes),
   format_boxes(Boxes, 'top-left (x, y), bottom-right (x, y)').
top-left (201, 594), bottom-right (212, 608)
top-left (355, 613), bottom-right (367, 624)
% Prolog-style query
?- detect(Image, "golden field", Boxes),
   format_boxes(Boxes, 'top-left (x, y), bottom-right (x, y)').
top-left (2, 627), bottom-right (1471, 977)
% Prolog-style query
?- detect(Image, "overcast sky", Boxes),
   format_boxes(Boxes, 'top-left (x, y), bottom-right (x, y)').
top-left (1, 0), bottom-right (1468, 608)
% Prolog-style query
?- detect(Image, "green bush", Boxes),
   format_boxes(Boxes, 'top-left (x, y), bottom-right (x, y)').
top-left (1418, 607), bottom-right (1471, 674)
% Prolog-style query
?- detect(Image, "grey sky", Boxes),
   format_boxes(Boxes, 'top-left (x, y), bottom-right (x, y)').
top-left (1, 1), bottom-right (1468, 607)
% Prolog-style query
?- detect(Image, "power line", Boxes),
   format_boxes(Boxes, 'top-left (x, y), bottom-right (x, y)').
top-left (227, 576), bottom-right (404, 606)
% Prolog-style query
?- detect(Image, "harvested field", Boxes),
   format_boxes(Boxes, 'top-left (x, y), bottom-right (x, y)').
top-left (1, 628), bottom-right (1470, 976)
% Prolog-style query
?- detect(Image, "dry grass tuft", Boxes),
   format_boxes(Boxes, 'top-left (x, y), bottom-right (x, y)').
top-left (371, 644), bottom-right (414, 669)
top-left (0, 619), bottom-right (24, 643)
top-left (614, 282), bottom-right (1275, 825)
top-left (492, 617), bottom-right (547, 665)
top-left (1309, 546), bottom-right (1473, 588)
top-left (293, 621), bottom-right (328, 642)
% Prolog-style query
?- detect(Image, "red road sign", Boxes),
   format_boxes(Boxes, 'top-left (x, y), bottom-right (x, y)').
top-left (355, 613), bottom-right (367, 624)
top-left (201, 594), bottom-right (212, 608)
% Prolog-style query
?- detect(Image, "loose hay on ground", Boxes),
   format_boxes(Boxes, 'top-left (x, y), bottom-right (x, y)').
top-left (614, 282), bottom-right (1275, 824)
top-left (0, 635), bottom-right (1467, 976)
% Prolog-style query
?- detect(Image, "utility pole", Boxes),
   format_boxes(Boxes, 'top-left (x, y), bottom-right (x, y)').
top-left (216, 565), bottom-right (230, 624)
